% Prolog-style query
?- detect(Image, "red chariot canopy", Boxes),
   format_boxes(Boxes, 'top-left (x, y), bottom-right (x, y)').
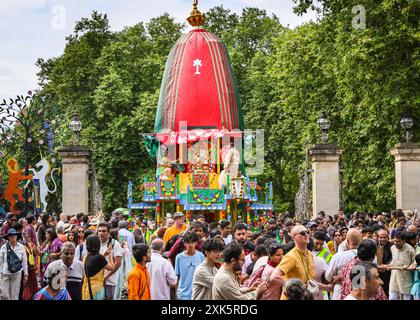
top-left (154, 28), bottom-right (244, 133)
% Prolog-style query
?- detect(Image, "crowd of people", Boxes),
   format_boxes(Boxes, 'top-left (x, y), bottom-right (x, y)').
top-left (0, 208), bottom-right (419, 301)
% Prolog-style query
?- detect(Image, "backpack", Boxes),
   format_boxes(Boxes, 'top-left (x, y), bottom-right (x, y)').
top-left (164, 234), bottom-right (182, 252)
top-left (6, 243), bottom-right (23, 273)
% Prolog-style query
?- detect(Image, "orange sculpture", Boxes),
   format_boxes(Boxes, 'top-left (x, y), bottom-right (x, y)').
top-left (4, 157), bottom-right (33, 213)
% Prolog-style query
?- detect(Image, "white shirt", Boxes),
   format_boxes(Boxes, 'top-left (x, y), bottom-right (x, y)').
top-left (325, 249), bottom-right (357, 300)
top-left (337, 241), bottom-right (349, 253)
top-left (147, 251), bottom-right (177, 300)
top-left (242, 254), bottom-right (253, 275)
top-left (0, 242), bottom-right (28, 275)
top-left (46, 259), bottom-right (84, 284)
top-left (100, 239), bottom-right (123, 286)
top-left (57, 220), bottom-right (66, 231)
top-left (73, 243), bottom-right (87, 264)
top-left (312, 253), bottom-right (328, 300)
top-left (253, 256), bottom-right (269, 272)
top-left (223, 234), bottom-right (232, 245)
top-left (344, 294), bottom-right (358, 300)
top-left (118, 228), bottom-right (135, 251)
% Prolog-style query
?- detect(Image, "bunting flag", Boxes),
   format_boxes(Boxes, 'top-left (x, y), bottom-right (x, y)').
top-left (43, 121), bottom-right (53, 154)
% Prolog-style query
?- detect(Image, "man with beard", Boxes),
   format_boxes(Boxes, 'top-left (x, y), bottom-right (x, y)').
top-left (212, 243), bottom-right (268, 300)
top-left (381, 231), bottom-right (417, 300)
top-left (97, 222), bottom-right (123, 300)
top-left (376, 229), bottom-right (393, 296)
top-left (232, 223), bottom-right (255, 256)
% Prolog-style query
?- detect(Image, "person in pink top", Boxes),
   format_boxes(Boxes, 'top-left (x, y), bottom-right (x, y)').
top-left (244, 243), bottom-right (285, 300)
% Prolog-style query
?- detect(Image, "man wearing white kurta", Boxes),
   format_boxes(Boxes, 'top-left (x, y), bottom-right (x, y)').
top-left (147, 239), bottom-right (177, 300)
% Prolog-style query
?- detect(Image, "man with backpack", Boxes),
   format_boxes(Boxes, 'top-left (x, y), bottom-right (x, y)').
top-left (166, 222), bottom-right (205, 267)
top-left (98, 222), bottom-right (123, 300)
top-left (0, 228), bottom-right (28, 300)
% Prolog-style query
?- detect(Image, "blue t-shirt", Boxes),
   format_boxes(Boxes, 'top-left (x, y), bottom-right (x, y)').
top-left (175, 251), bottom-right (205, 300)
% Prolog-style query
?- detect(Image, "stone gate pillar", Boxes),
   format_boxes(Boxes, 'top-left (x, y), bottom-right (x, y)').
top-left (390, 143), bottom-right (420, 211)
top-left (309, 144), bottom-right (342, 217)
top-left (59, 146), bottom-right (91, 216)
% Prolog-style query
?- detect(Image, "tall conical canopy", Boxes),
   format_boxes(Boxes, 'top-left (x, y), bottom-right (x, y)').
top-left (154, 11), bottom-right (243, 135)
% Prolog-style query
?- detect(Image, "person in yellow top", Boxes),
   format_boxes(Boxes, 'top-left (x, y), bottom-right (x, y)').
top-left (163, 212), bottom-right (187, 246)
top-left (270, 225), bottom-right (317, 300)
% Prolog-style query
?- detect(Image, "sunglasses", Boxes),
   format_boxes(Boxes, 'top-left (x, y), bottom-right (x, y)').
top-left (298, 230), bottom-right (309, 236)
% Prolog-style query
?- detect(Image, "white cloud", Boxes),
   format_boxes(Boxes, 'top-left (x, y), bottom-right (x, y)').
top-left (0, 0), bottom-right (48, 15)
top-left (0, 0), bottom-right (317, 100)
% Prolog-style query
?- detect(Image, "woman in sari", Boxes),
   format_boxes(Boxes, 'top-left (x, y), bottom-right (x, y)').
top-left (33, 262), bottom-right (71, 300)
top-left (22, 232), bottom-right (39, 300)
top-left (245, 243), bottom-right (285, 300)
top-left (82, 234), bottom-right (115, 300)
top-left (39, 228), bottom-right (63, 286)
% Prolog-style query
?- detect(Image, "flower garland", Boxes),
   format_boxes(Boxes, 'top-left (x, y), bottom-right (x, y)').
top-left (231, 179), bottom-right (245, 198)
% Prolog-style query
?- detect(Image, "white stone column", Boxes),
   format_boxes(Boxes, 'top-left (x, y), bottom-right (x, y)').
top-left (309, 144), bottom-right (342, 218)
top-left (390, 143), bottom-right (420, 211)
top-left (59, 146), bottom-right (91, 216)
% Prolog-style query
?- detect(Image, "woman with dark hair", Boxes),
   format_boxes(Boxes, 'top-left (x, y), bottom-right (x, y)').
top-left (327, 230), bottom-right (342, 255)
top-left (22, 232), bottom-right (39, 300)
top-left (245, 243), bottom-right (285, 300)
top-left (39, 227), bottom-right (63, 286)
top-left (37, 213), bottom-right (51, 245)
top-left (66, 230), bottom-right (78, 246)
top-left (82, 234), bottom-right (115, 300)
top-left (76, 226), bottom-right (85, 245)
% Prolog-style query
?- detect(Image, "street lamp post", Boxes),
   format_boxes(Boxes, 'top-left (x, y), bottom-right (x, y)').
top-left (69, 114), bottom-right (82, 145)
top-left (400, 111), bottom-right (414, 143)
top-left (317, 111), bottom-right (330, 144)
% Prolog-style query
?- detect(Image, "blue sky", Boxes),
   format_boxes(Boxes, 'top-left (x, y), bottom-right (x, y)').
top-left (0, 0), bottom-right (317, 100)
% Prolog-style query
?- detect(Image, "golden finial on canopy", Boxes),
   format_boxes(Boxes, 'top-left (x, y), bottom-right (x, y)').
top-left (187, 0), bottom-right (205, 27)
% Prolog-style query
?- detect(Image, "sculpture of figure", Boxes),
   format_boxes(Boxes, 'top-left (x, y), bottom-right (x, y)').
top-left (156, 147), bottom-right (172, 178)
top-left (160, 167), bottom-right (174, 182)
top-left (224, 142), bottom-right (240, 179)
top-left (190, 141), bottom-right (210, 171)
top-left (4, 157), bottom-right (33, 212)
top-left (28, 158), bottom-right (60, 211)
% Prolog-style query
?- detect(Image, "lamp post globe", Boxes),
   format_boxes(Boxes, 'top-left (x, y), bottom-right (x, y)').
top-left (317, 111), bottom-right (330, 143)
top-left (69, 114), bottom-right (82, 144)
top-left (400, 112), bottom-right (414, 143)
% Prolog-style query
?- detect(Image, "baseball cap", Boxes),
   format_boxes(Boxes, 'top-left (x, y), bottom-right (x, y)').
top-left (174, 212), bottom-right (184, 219)
top-left (307, 221), bottom-right (318, 228)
